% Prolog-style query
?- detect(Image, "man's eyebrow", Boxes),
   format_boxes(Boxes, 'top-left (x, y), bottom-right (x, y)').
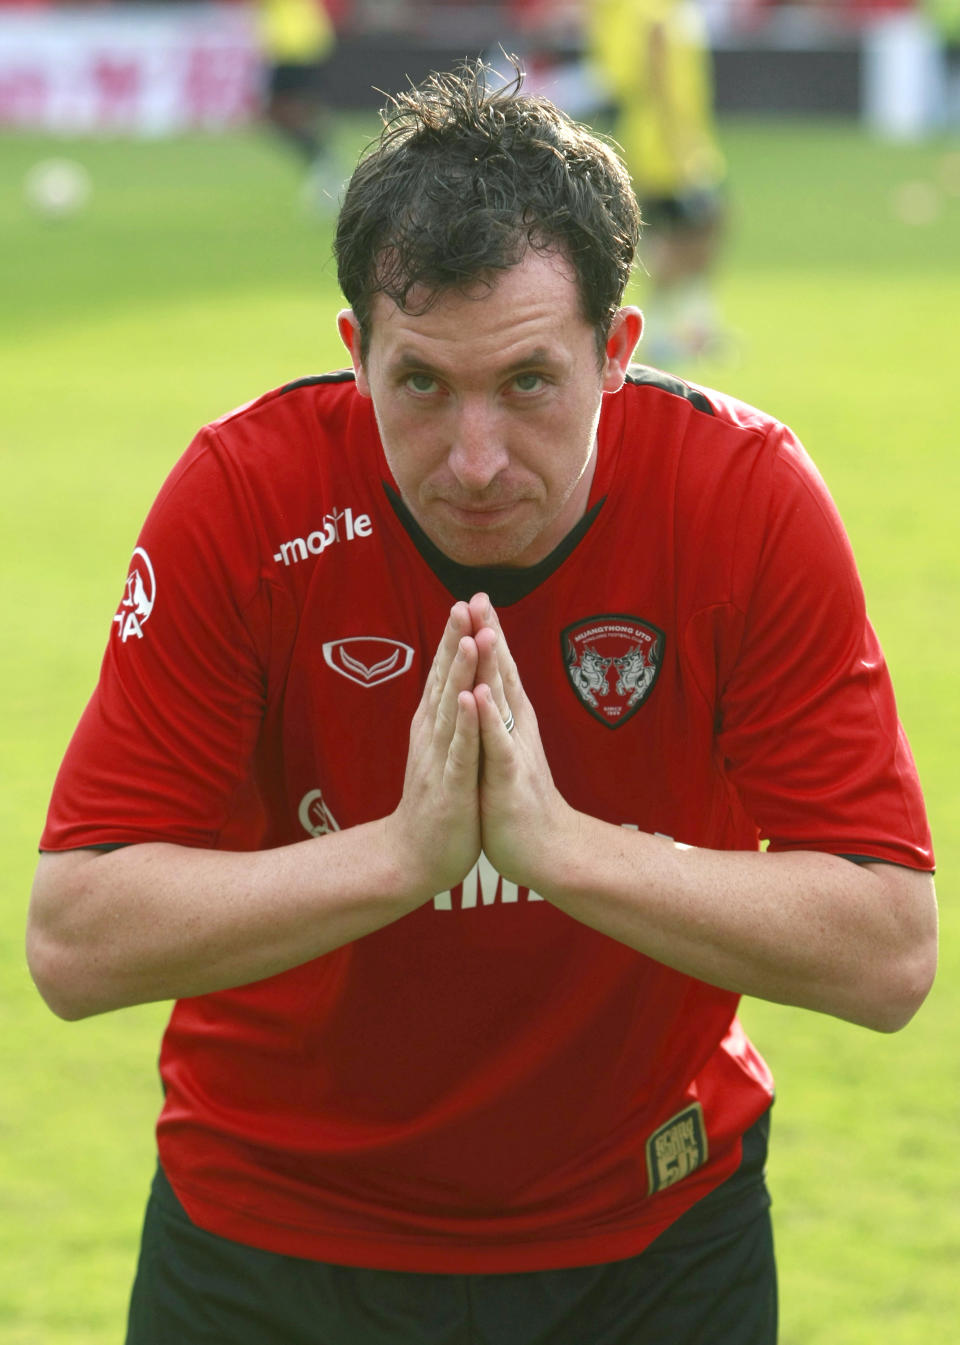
top-left (499, 347), bottom-right (559, 373)
top-left (387, 350), bottom-right (441, 374)
top-left (387, 346), bottom-right (561, 376)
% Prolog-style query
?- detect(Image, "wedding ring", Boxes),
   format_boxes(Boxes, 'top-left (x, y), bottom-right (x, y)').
top-left (503, 709), bottom-right (515, 734)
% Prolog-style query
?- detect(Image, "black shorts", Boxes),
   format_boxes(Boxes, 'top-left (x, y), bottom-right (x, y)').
top-left (268, 61), bottom-right (331, 102)
top-left (640, 187), bottom-right (725, 233)
top-left (126, 1114), bottom-right (775, 1345)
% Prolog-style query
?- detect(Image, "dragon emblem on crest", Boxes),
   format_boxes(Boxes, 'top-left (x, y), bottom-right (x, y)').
top-left (562, 615), bottom-right (664, 728)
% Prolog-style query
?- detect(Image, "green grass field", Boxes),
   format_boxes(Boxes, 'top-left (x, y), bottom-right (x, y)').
top-left (1, 116), bottom-right (957, 1343)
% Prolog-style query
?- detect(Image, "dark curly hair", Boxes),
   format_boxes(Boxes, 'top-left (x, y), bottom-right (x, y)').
top-left (334, 59), bottom-right (641, 362)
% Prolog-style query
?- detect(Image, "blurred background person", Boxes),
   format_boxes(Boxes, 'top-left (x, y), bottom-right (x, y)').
top-left (588, 0), bottom-right (729, 365)
top-left (257, 0), bottom-right (343, 208)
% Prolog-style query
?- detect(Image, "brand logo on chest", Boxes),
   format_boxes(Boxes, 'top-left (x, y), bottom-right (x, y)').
top-left (322, 637), bottom-right (415, 687)
top-left (561, 614), bottom-right (664, 727)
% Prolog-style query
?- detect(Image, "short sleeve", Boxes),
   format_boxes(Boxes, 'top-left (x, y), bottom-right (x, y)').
top-left (709, 425), bottom-right (933, 869)
top-left (40, 428), bottom-right (270, 852)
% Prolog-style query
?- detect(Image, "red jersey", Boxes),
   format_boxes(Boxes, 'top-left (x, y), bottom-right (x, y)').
top-left (41, 368), bottom-right (933, 1272)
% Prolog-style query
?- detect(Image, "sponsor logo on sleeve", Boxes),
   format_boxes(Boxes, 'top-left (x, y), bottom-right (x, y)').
top-left (322, 637), bottom-right (414, 688)
top-left (112, 546), bottom-right (156, 643)
top-left (298, 789), bottom-right (340, 837)
top-left (562, 614), bottom-right (664, 727)
top-left (646, 1102), bottom-right (708, 1195)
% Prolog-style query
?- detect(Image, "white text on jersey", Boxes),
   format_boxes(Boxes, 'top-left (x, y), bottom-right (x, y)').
top-left (432, 829), bottom-right (687, 911)
top-left (434, 852), bottom-right (545, 911)
top-left (273, 507), bottom-right (372, 567)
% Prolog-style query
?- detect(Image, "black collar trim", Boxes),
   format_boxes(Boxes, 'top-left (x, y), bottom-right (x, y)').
top-left (383, 483), bottom-right (605, 606)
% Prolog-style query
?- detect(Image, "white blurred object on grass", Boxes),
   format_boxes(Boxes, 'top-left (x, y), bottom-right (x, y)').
top-left (24, 158), bottom-right (92, 219)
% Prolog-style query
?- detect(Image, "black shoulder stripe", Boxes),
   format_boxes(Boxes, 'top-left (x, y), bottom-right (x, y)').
top-left (279, 370), bottom-right (356, 395)
top-left (37, 843), bottom-right (131, 854)
top-left (625, 364), bottom-right (715, 416)
top-left (838, 854), bottom-right (932, 871)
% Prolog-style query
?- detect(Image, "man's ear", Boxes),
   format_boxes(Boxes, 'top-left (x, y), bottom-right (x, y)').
top-left (601, 307), bottom-right (643, 393)
top-left (337, 309), bottom-right (371, 397)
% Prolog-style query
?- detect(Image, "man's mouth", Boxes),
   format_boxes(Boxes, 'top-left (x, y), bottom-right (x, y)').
top-left (441, 501), bottom-right (520, 526)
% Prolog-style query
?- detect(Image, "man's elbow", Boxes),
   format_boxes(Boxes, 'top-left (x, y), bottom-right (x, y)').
top-left (848, 867), bottom-right (938, 1034)
top-left (861, 929), bottom-right (938, 1034)
top-left (26, 921), bottom-right (98, 1021)
top-left (27, 851), bottom-right (115, 1020)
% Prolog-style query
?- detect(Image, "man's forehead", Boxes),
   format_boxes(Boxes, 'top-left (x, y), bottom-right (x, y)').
top-left (367, 250), bottom-right (584, 344)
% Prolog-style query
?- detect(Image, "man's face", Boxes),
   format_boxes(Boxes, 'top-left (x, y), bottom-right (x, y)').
top-left (339, 249), bottom-right (640, 568)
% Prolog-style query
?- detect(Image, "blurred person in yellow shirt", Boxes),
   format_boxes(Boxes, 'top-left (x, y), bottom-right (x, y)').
top-left (258, 0), bottom-right (341, 207)
top-left (588, 0), bottom-right (728, 364)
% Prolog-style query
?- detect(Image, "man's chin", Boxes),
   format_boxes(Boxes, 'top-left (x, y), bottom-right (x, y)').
top-left (438, 536), bottom-right (530, 570)
top-left (424, 506), bottom-right (542, 569)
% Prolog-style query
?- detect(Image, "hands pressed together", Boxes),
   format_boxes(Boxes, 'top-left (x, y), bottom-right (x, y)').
top-left (391, 594), bottom-right (574, 900)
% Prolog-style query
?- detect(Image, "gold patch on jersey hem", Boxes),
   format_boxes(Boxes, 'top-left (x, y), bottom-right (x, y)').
top-left (646, 1101), bottom-right (708, 1195)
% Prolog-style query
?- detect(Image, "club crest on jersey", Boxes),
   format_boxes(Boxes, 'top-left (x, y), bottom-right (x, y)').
top-left (322, 637), bottom-right (415, 688)
top-left (561, 614), bottom-right (664, 727)
top-left (112, 546), bottom-right (156, 643)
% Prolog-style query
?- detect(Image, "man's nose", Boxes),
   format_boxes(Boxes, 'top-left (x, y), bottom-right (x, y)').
top-left (447, 400), bottom-right (510, 490)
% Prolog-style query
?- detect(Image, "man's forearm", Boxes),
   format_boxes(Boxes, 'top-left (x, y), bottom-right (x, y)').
top-left (456, 597), bottom-right (937, 1036)
top-left (27, 820), bottom-right (432, 1020)
top-left (526, 812), bottom-right (937, 1033)
top-left (29, 603), bottom-right (488, 1022)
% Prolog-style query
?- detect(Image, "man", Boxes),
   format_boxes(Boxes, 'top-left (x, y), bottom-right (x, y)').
top-left (588, 0), bottom-right (728, 363)
top-left (29, 62), bottom-right (936, 1345)
top-left (256, 0), bottom-right (343, 210)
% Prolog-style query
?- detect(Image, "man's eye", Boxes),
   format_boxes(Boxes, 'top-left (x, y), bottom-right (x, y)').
top-left (406, 373), bottom-right (439, 394)
top-left (513, 373), bottom-right (544, 393)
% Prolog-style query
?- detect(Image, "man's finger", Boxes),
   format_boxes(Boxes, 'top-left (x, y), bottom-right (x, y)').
top-left (423, 602), bottom-right (473, 714)
top-left (433, 637), bottom-right (478, 746)
top-left (474, 627), bottom-right (508, 718)
top-left (468, 592), bottom-right (498, 637)
top-left (441, 602), bottom-right (473, 676)
top-left (475, 682), bottom-right (517, 763)
top-left (474, 599), bottom-right (525, 718)
top-left (443, 690), bottom-right (481, 789)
